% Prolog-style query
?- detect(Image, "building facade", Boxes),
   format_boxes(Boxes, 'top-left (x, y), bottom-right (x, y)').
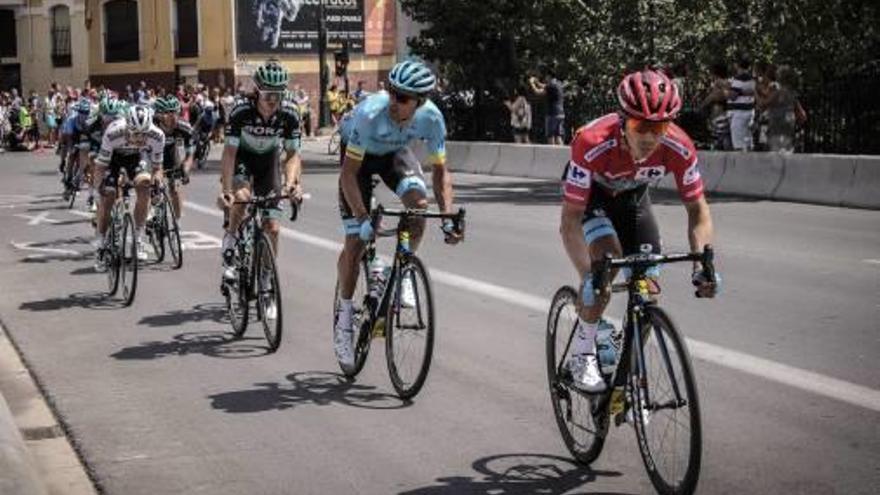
top-left (0, 0), bottom-right (90, 95)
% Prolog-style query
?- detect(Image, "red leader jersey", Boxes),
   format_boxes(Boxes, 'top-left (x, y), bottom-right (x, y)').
top-left (562, 113), bottom-right (704, 207)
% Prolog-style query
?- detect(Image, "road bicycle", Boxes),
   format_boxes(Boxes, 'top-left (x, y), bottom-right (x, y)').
top-left (547, 246), bottom-right (715, 495)
top-left (101, 176), bottom-right (139, 306)
top-left (144, 170), bottom-right (184, 269)
top-left (221, 194), bottom-right (299, 353)
top-left (333, 204), bottom-right (466, 399)
top-left (327, 126), bottom-right (342, 155)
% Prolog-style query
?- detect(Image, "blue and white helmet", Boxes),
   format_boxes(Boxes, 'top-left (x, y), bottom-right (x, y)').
top-left (388, 59), bottom-right (436, 96)
top-left (126, 104), bottom-right (154, 133)
top-left (74, 98), bottom-right (92, 115)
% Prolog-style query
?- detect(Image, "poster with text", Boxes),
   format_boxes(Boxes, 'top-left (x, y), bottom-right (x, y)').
top-left (236, 0), bottom-right (365, 54)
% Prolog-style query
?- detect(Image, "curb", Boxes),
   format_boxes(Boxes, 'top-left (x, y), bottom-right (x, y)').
top-left (0, 323), bottom-right (97, 495)
top-left (0, 327), bottom-right (48, 495)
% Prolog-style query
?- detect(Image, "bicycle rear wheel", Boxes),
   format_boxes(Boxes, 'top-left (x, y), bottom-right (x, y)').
top-left (333, 256), bottom-right (371, 377)
top-left (225, 239), bottom-right (250, 339)
top-left (631, 306), bottom-right (702, 495)
top-left (385, 256), bottom-right (434, 400)
top-left (255, 237), bottom-right (282, 353)
top-left (163, 188), bottom-right (183, 269)
top-left (546, 286), bottom-right (607, 464)
top-left (119, 212), bottom-right (138, 306)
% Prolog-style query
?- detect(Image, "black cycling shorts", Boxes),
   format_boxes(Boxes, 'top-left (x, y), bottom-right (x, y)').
top-left (581, 185), bottom-right (662, 256)
top-left (233, 147), bottom-right (283, 218)
top-left (101, 154), bottom-right (148, 190)
top-left (336, 142), bottom-right (427, 234)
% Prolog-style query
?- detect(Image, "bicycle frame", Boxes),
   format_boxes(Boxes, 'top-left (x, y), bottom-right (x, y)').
top-left (363, 206), bottom-right (466, 327)
top-left (557, 247), bottom-right (714, 425)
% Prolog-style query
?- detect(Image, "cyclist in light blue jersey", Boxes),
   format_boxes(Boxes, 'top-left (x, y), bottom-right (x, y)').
top-left (333, 59), bottom-right (463, 368)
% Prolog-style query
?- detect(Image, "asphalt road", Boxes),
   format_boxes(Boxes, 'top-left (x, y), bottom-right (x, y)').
top-left (0, 144), bottom-right (877, 494)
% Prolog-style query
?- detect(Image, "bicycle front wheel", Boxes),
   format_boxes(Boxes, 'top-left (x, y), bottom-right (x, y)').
top-left (148, 203), bottom-right (166, 263)
top-left (546, 286), bottom-right (607, 464)
top-left (385, 256), bottom-right (434, 400)
top-left (632, 306), bottom-right (702, 495)
top-left (255, 236), bottom-right (282, 353)
top-left (106, 213), bottom-right (121, 296)
top-left (120, 212), bottom-right (138, 306)
top-left (163, 188), bottom-right (183, 269)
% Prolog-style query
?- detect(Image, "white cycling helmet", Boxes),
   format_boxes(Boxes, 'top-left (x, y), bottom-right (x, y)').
top-left (126, 104), bottom-right (153, 133)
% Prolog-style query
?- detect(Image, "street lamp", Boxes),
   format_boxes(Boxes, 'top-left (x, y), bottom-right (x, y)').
top-left (317, 0), bottom-right (329, 129)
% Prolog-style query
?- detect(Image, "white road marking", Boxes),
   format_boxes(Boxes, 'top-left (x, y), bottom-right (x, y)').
top-left (185, 199), bottom-right (880, 413)
top-left (10, 241), bottom-right (79, 259)
top-left (863, 259), bottom-right (880, 265)
top-left (180, 231), bottom-right (222, 250)
top-left (15, 212), bottom-right (60, 225)
top-left (67, 210), bottom-right (93, 218)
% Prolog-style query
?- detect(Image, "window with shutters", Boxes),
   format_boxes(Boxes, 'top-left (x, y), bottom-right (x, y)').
top-left (0, 9), bottom-right (16, 58)
top-left (51, 6), bottom-right (72, 67)
top-left (173, 0), bottom-right (199, 58)
top-left (103, 0), bottom-right (139, 63)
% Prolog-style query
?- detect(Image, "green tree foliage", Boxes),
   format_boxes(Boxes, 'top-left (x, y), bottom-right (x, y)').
top-left (400, 0), bottom-right (879, 104)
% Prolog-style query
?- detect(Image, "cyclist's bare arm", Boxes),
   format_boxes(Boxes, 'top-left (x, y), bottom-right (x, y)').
top-left (219, 144), bottom-right (237, 197)
top-left (684, 196), bottom-right (714, 268)
top-left (340, 154), bottom-right (367, 220)
top-left (282, 149), bottom-right (302, 196)
top-left (431, 163), bottom-right (454, 213)
top-left (560, 201), bottom-right (591, 279)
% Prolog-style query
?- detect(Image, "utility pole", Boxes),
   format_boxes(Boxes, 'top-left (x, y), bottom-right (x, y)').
top-left (317, 0), bottom-right (329, 129)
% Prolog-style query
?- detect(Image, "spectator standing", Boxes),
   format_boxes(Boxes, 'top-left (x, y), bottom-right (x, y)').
top-left (504, 86), bottom-right (532, 143)
top-left (352, 80), bottom-right (368, 103)
top-left (44, 88), bottom-right (60, 148)
top-left (700, 62), bottom-right (732, 150)
top-left (292, 85), bottom-right (312, 137)
top-left (727, 55), bottom-right (756, 151)
top-left (529, 70), bottom-right (566, 145)
top-left (764, 65), bottom-right (807, 153)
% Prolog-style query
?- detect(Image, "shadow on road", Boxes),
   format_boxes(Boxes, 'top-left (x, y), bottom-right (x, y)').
top-left (111, 331), bottom-right (270, 361)
top-left (208, 370), bottom-right (412, 413)
top-left (18, 291), bottom-right (124, 311)
top-left (399, 452), bottom-right (629, 495)
top-left (138, 303), bottom-right (228, 327)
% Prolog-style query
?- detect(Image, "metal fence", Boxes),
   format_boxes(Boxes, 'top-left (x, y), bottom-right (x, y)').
top-left (439, 68), bottom-right (880, 155)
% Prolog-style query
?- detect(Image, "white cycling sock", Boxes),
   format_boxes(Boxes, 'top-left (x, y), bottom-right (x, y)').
top-left (337, 299), bottom-right (353, 329)
top-left (573, 318), bottom-right (598, 356)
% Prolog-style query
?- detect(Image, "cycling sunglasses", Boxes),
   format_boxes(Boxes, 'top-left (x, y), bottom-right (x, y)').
top-left (259, 90), bottom-right (284, 102)
top-left (626, 118), bottom-right (670, 135)
top-left (390, 89), bottom-right (420, 105)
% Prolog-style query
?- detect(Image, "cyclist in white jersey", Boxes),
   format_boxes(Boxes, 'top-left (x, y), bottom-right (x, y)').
top-left (93, 105), bottom-right (165, 270)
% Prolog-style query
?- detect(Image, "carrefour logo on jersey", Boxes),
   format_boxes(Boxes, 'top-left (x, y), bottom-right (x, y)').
top-left (635, 166), bottom-right (666, 180)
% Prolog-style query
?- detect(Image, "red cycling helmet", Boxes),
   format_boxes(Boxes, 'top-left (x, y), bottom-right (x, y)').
top-left (617, 69), bottom-right (682, 122)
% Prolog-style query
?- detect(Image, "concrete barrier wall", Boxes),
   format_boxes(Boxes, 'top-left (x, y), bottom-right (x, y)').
top-left (439, 142), bottom-right (879, 209)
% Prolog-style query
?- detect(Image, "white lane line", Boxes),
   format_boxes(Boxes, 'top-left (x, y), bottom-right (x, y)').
top-left (185, 200), bottom-right (880, 413)
top-left (863, 259), bottom-right (880, 265)
top-left (14, 212), bottom-right (60, 225)
top-left (10, 241), bottom-right (79, 258)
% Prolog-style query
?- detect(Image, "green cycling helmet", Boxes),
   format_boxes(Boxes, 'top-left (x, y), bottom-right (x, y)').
top-left (153, 96), bottom-right (181, 114)
top-left (99, 98), bottom-right (127, 117)
top-left (254, 61), bottom-right (289, 91)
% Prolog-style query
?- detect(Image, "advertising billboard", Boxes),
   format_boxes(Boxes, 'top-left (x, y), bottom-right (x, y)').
top-left (236, 0), bottom-right (365, 54)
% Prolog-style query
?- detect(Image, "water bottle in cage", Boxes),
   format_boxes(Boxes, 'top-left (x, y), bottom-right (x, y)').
top-left (596, 319), bottom-right (621, 375)
top-left (368, 257), bottom-right (388, 301)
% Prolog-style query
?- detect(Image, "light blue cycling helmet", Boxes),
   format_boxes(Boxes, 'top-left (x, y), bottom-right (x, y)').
top-left (74, 98), bottom-right (92, 115)
top-left (388, 59), bottom-right (436, 95)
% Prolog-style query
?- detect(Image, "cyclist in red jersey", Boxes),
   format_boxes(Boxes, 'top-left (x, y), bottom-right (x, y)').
top-left (560, 69), bottom-right (720, 393)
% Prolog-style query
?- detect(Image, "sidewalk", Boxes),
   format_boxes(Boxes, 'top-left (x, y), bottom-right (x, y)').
top-left (0, 322), bottom-right (97, 495)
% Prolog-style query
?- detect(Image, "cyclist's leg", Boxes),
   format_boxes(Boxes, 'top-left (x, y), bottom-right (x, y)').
top-left (94, 163), bottom-right (116, 239)
top-left (129, 159), bottom-right (152, 232)
top-left (253, 151), bottom-right (283, 255)
top-left (161, 146), bottom-right (179, 216)
top-left (383, 147), bottom-right (428, 249)
top-left (226, 161), bottom-right (252, 237)
top-left (336, 152), bottom-right (375, 300)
